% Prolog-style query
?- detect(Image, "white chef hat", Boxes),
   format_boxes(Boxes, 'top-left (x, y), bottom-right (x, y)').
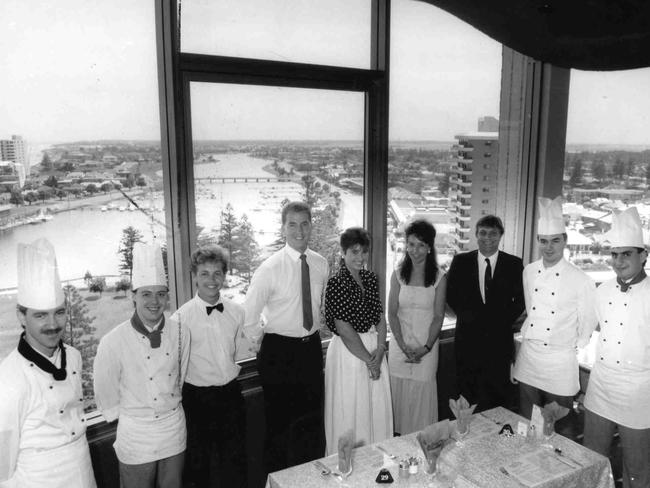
top-left (537, 196), bottom-right (566, 235)
top-left (131, 242), bottom-right (167, 290)
top-left (17, 238), bottom-right (65, 310)
top-left (606, 207), bottom-right (645, 249)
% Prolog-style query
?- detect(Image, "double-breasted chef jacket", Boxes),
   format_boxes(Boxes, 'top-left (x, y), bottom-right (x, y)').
top-left (584, 276), bottom-right (650, 429)
top-left (514, 258), bottom-right (598, 396)
top-left (93, 317), bottom-right (190, 465)
top-left (0, 344), bottom-right (97, 488)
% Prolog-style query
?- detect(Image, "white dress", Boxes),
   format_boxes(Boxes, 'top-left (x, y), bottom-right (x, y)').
top-left (388, 272), bottom-right (443, 435)
top-left (324, 331), bottom-right (393, 456)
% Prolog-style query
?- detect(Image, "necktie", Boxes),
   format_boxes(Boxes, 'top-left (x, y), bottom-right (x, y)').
top-left (130, 311), bottom-right (165, 348)
top-left (17, 333), bottom-right (67, 380)
top-left (206, 303), bottom-right (224, 315)
top-left (484, 258), bottom-right (493, 300)
top-left (617, 269), bottom-right (647, 292)
top-left (300, 254), bottom-right (313, 331)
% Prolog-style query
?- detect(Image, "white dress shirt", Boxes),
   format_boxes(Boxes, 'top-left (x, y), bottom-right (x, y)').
top-left (514, 258), bottom-right (598, 395)
top-left (244, 245), bottom-right (328, 340)
top-left (0, 345), bottom-right (96, 487)
top-left (171, 294), bottom-right (243, 386)
top-left (478, 250), bottom-right (499, 303)
top-left (93, 316), bottom-right (190, 464)
top-left (585, 277), bottom-right (650, 428)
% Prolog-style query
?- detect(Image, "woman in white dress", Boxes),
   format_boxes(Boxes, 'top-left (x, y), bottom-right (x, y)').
top-left (388, 219), bottom-right (447, 435)
top-left (324, 227), bottom-right (393, 455)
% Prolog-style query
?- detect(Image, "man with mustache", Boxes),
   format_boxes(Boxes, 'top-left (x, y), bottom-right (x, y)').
top-left (514, 196), bottom-right (597, 437)
top-left (94, 242), bottom-right (190, 488)
top-left (0, 238), bottom-right (97, 487)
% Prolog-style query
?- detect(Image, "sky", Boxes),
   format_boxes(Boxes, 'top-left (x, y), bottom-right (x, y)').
top-left (1, 0), bottom-right (649, 145)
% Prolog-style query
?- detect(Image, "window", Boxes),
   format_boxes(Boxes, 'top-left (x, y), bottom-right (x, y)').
top-left (0, 0), bottom-right (163, 412)
top-left (562, 68), bottom-right (650, 283)
top-left (484, 152), bottom-right (492, 157)
top-left (482, 199), bottom-right (489, 204)
top-left (188, 82), bottom-right (364, 360)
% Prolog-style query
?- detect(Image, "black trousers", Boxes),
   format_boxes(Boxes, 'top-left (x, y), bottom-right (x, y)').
top-left (258, 332), bottom-right (325, 474)
top-left (457, 358), bottom-right (516, 413)
top-left (182, 380), bottom-right (247, 488)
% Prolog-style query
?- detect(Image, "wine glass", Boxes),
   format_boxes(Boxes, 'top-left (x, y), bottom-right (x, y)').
top-left (456, 416), bottom-right (470, 446)
top-left (541, 417), bottom-right (555, 448)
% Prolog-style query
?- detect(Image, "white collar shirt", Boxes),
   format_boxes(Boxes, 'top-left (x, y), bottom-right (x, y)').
top-left (478, 250), bottom-right (499, 303)
top-left (170, 294), bottom-right (243, 387)
top-left (244, 245), bottom-right (329, 339)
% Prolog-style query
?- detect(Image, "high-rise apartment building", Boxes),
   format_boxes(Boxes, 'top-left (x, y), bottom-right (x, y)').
top-left (450, 131), bottom-right (499, 251)
top-left (0, 135), bottom-right (27, 173)
top-left (477, 116), bottom-right (499, 132)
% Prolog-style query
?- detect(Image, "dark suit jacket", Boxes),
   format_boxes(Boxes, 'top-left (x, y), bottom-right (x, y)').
top-left (446, 250), bottom-right (525, 372)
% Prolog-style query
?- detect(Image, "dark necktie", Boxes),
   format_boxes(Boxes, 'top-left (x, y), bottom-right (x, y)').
top-left (206, 303), bottom-right (224, 315)
top-left (17, 332), bottom-right (67, 380)
top-left (484, 258), bottom-right (493, 300)
top-left (300, 254), bottom-right (313, 331)
top-left (617, 269), bottom-right (647, 292)
top-left (130, 311), bottom-right (165, 348)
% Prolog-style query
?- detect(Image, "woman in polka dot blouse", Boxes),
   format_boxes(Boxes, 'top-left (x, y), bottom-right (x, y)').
top-left (323, 227), bottom-right (393, 456)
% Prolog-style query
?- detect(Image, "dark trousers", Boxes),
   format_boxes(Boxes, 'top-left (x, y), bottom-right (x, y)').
top-left (518, 381), bottom-right (576, 440)
top-left (584, 409), bottom-right (650, 488)
top-left (457, 359), bottom-right (516, 412)
top-left (258, 332), bottom-right (325, 474)
top-left (182, 380), bottom-right (247, 488)
top-left (118, 452), bottom-right (184, 488)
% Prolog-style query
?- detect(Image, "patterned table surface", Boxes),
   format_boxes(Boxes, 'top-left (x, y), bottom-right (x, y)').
top-left (266, 407), bottom-right (614, 488)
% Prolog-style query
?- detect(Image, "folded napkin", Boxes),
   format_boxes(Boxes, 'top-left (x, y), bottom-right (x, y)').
top-left (416, 419), bottom-right (451, 472)
top-left (338, 429), bottom-right (354, 475)
top-left (542, 401), bottom-right (570, 424)
top-left (449, 395), bottom-right (477, 420)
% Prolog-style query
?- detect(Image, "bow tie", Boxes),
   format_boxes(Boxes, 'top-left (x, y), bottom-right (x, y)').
top-left (206, 303), bottom-right (224, 315)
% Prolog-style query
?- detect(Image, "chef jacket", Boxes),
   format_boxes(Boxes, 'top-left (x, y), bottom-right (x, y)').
top-left (93, 316), bottom-right (190, 464)
top-left (0, 344), bottom-right (96, 488)
top-left (584, 276), bottom-right (650, 429)
top-left (514, 258), bottom-right (597, 395)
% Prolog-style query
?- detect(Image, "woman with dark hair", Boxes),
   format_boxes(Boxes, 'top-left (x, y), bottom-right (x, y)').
top-left (388, 219), bottom-right (447, 435)
top-left (324, 227), bottom-right (393, 455)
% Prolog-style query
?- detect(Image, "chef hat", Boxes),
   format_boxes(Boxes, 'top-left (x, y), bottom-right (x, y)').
top-left (606, 207), bottom-right (645, 249)
top-left (17, 238), bottom-right (65, 310)
top-left (131, 242), bottom-right (167, 290)
top-left (537, 196), bottom-right (566, 235)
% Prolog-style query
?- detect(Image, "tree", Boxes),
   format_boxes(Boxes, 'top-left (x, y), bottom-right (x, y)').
top-left (85, 183), bottom-right (98, 194)
top-left (83, 270), bottom-right (93, 286)
top-left (44, 175), bottom-right (58, 188)
top-left (612, 158), bottom-right (625, 180)
top-left (89, 277), bottom-right (106, 297)
top-left (592, 160), bottom-right (607, 181)
top-left (438, 173), bottom-right (451, 194)
top-left (309, 203), bottom-right (340, 272)
top-left (24, 191), bottom-right (38, 205)
top-left (115, 278), bottom-right (131, 296)
top-left (301, 174), bottom-right (319, 207)
top-left (61, 162), bottom-right (75, 173)
top-left (646, 162), bottom-right (650, 184)
top-left (118, 226), bottom-right (144, 281)
top-left (40, 152), bottom-right (53, 171)
top-left (100, 182), bottom-right (113, 194)
top-left (37, 186), bottom-right (53, 202)
top-left (9, 188), bottom-right (23, 205)
top-left (136, 176), bottom-right (147, 187)
top-left (230, 214), bottom-right (260, 284)
top-left (568, 159), bottom-right (583, 187)
top-left (218, 203), bottom-right (238, 272)
top-left (63, 284), bottom-right (99, 410)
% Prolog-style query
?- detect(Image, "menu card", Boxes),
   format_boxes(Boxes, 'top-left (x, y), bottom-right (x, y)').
top-left (502, 449), bottom-right (578, 487)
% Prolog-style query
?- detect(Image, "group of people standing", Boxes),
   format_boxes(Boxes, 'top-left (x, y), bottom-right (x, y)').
top-left (1, 197), bottom-right (649, 488)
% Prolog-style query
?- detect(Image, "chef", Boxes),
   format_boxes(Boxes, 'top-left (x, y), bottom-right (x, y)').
top-left (94, 242), bottom-right (190, 488)
top-left (0, 238), bottom-right (97, 488)
top-left (584, 207), bottom-right (650, 488)
top-left (514, 196), bottom-right (597, 436)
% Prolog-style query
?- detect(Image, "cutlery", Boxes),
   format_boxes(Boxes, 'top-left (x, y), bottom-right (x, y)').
top-left (554, 448), bottom-right (582, 468)
top-left (479, 411), bottom-right (502, 425)
top-left (376, 445), bottom-right (397, 459)
top-left (499, 467), bottom-right (527, 487)
top-left (313, 461), bottom-right (343, 481)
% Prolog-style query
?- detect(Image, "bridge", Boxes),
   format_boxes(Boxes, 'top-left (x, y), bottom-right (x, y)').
top-left (195, 175), bottom-right (300, 184)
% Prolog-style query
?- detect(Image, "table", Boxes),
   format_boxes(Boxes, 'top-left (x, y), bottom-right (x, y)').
top-left (266, 407), bottom-right (614, 488)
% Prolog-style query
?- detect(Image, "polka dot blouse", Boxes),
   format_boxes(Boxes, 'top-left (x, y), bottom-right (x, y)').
top-left (325, 262), bottom-right (383, 335)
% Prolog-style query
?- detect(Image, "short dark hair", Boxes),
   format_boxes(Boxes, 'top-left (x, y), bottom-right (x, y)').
top-left (191, 245), bottom-right (229, 274)
top-left (340, 227), bottom-right (370, 253)
top-left (16, 304), bottom-right (27, 315)
top-left (476, 215), bottom-right (504, 235)
top-left (281, 201), bottom-right (312, 224)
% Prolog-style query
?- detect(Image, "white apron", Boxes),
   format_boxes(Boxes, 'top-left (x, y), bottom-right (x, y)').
top-left (10, 435), bottom-right (96, 488)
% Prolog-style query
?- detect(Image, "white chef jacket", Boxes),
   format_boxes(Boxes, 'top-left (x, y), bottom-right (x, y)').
top-left (584, 277), bottom-right (650, 429)
top-left (514, 258), bottom-right (598, 395)
top-left (170, 294), bottom-right (243, 386)
top-left (0, 344), bottom-right (96, 488)
top-left (244, 245), bottom-right (328, 340)
top-left (93, 316), bottom-right (190, 464)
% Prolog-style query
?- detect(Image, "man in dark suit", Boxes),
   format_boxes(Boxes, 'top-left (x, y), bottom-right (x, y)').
top-left (446, 215), bottom-right (525, 411)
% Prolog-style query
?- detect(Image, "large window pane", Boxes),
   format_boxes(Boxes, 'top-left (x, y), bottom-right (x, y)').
top-left (563, 68), bottom-right (650, 282)
top-left (181, 0), bottom-right (371, 69)
top-left (388, 0), bottom-right (502, 327)
top-left (189, 82), bottom-right (364, 360)
top-left (0, 0), bottom-right (163, 412)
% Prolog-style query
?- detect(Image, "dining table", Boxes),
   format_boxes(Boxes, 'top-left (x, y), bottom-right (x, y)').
top-left (265, 406), bottom-right (614, 488)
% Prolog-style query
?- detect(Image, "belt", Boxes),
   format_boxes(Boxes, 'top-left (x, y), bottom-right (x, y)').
top-left (265, 332), bottom-right (319, 343)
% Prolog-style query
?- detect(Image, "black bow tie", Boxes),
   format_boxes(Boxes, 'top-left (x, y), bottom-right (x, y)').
top-left (206, 303), bottom-right (224, 315)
